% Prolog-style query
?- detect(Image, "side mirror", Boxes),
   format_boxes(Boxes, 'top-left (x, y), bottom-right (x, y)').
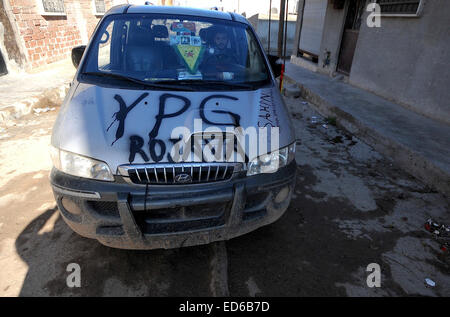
top-left (71, 45), bottom-right (86, 68)
top-left (268, 54), bottom-right (282, 78)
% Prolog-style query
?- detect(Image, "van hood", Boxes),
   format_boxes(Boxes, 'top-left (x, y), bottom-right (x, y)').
top-left (52, 83), bottom-right (294, 173)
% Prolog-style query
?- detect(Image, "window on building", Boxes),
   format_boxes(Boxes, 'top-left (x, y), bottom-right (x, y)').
top-left (41, 0), bottom-right (65, 14)
top-left (94, 0), bottom-right (106, 15)
top-left (376, 0), bottom-right (423, 16)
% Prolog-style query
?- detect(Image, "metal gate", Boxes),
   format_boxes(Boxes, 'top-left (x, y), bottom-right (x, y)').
top-left (298, 0), bottom-right (327, 61)
top-left (337, 0), bottom-right (365, 75)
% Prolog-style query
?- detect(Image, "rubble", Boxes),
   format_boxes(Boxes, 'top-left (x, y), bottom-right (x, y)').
top-left (425, 278), bottom-right (436, 288)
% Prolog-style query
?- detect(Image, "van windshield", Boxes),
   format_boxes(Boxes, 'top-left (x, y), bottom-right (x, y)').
top-left (82, 13), bottom-right (271, 88)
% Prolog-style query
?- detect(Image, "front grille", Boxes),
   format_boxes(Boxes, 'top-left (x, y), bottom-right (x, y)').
top-left (118, 163), bottom-right (241, 185)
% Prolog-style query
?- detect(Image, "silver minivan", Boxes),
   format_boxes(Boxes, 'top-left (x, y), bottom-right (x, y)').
top-left (50, 5), bottom-right (296, 249)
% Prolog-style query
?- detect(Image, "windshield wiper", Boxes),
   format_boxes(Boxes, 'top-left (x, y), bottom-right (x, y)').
top-left (155, 79), bottom-right (254, 90)
top-left (82, 72), bottom-right (194, 91)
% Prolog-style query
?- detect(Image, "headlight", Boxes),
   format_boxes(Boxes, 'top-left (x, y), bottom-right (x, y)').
top-left (50, 146), bottom-right (114, 181)
top-left (247, 143), bottom-right (295, 176)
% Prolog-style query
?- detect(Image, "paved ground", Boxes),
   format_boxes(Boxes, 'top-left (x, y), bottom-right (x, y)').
top-left (0, 95), bottom-right (448, 296)
top-left (285, 62), bottom-right (450, 197)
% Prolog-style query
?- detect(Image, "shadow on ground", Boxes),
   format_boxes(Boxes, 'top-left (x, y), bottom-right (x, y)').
top-left (14, 196), bottom-right (216, 296)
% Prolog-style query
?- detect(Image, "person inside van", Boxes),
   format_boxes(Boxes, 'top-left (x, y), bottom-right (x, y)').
top-left (200, 26), bottom-right (241, 79)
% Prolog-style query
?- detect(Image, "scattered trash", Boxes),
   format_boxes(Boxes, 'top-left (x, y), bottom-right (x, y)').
top-left (310, 116), bottom-right (319, 124)
top-left (301, 101), bottom-right (308, 105)
top-left (425, 278), bottom-right (436, 288)
top-left (425, 219), bottom-right (450, 255)
top-left (424, 219), bottom-right (450, 237)
top-left (322, 124), bottom-right (328, 129)
top-left (33, 107), bottom-right (55, 114)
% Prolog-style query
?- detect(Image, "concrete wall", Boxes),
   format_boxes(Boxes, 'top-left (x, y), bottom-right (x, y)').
top-left (249, 14), bottom-right (297, 56)
top-left (349, 0), bottom-right (450, 125)
top-left (5, 0), bottom-right (113, 70)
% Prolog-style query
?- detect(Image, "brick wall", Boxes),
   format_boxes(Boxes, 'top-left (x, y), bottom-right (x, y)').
top-left (7, 0), bottom-right (113, 69)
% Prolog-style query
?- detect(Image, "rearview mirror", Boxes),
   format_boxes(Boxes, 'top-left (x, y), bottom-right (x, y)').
top-left (71, 45), bottom-right (86, 68)
top-left (267, 54), bottom-right (282, 78)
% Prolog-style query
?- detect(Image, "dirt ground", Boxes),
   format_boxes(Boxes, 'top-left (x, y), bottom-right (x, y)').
top-left (0, 96), bottom-right (448, 296)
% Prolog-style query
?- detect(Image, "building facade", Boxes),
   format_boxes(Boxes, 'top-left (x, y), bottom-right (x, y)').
top-left (291, 0), bottom-right (450, 125)
top-left (0, 0), bottom-right (120, 72)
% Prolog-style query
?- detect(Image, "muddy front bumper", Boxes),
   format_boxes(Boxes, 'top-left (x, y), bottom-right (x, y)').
top-left (50, 161), bottom-right (297, 250)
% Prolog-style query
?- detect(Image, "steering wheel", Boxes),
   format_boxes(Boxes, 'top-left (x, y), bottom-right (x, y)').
top-left (202, 53), bottom-right (246, 79)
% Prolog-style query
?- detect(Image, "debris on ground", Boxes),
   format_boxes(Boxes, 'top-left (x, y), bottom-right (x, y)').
top-left (310, 116), bottom-right (319, 124)
top-left (424, 219), bottom-right (450, 255)
top-left (424, 219), bottom-right (450, 237)
top-left (425, 278), bottom-right (436, 288)
top-left (33, 107), bottom-right (56, 114)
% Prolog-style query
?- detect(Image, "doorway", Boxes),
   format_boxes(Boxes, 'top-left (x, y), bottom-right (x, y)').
top-left (337, 0), bottom-right (365, 75)
top-left (0, 50), bottom-right (7, 76)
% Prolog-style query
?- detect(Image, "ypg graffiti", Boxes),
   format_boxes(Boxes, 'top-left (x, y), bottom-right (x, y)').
top-left (106, 93), bottom-right (149, 145)
top-left (107, 93), bottom-right (245, 164)
top-left (199, 95), bottom-right (241, 127)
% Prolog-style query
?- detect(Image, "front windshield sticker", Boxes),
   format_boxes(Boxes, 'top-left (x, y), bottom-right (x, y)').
top-left (174, 44), bottom-right (205, 74)
top-left (170, 22), bottom-right (196, 35)
top-left (106, 92), bottom-right (248, 163)
top-left (178, 71), bottom-right (202, 80)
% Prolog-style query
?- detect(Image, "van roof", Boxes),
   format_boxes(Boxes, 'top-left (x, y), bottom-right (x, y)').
top-left (106, 5), bottom-right (249, 25)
